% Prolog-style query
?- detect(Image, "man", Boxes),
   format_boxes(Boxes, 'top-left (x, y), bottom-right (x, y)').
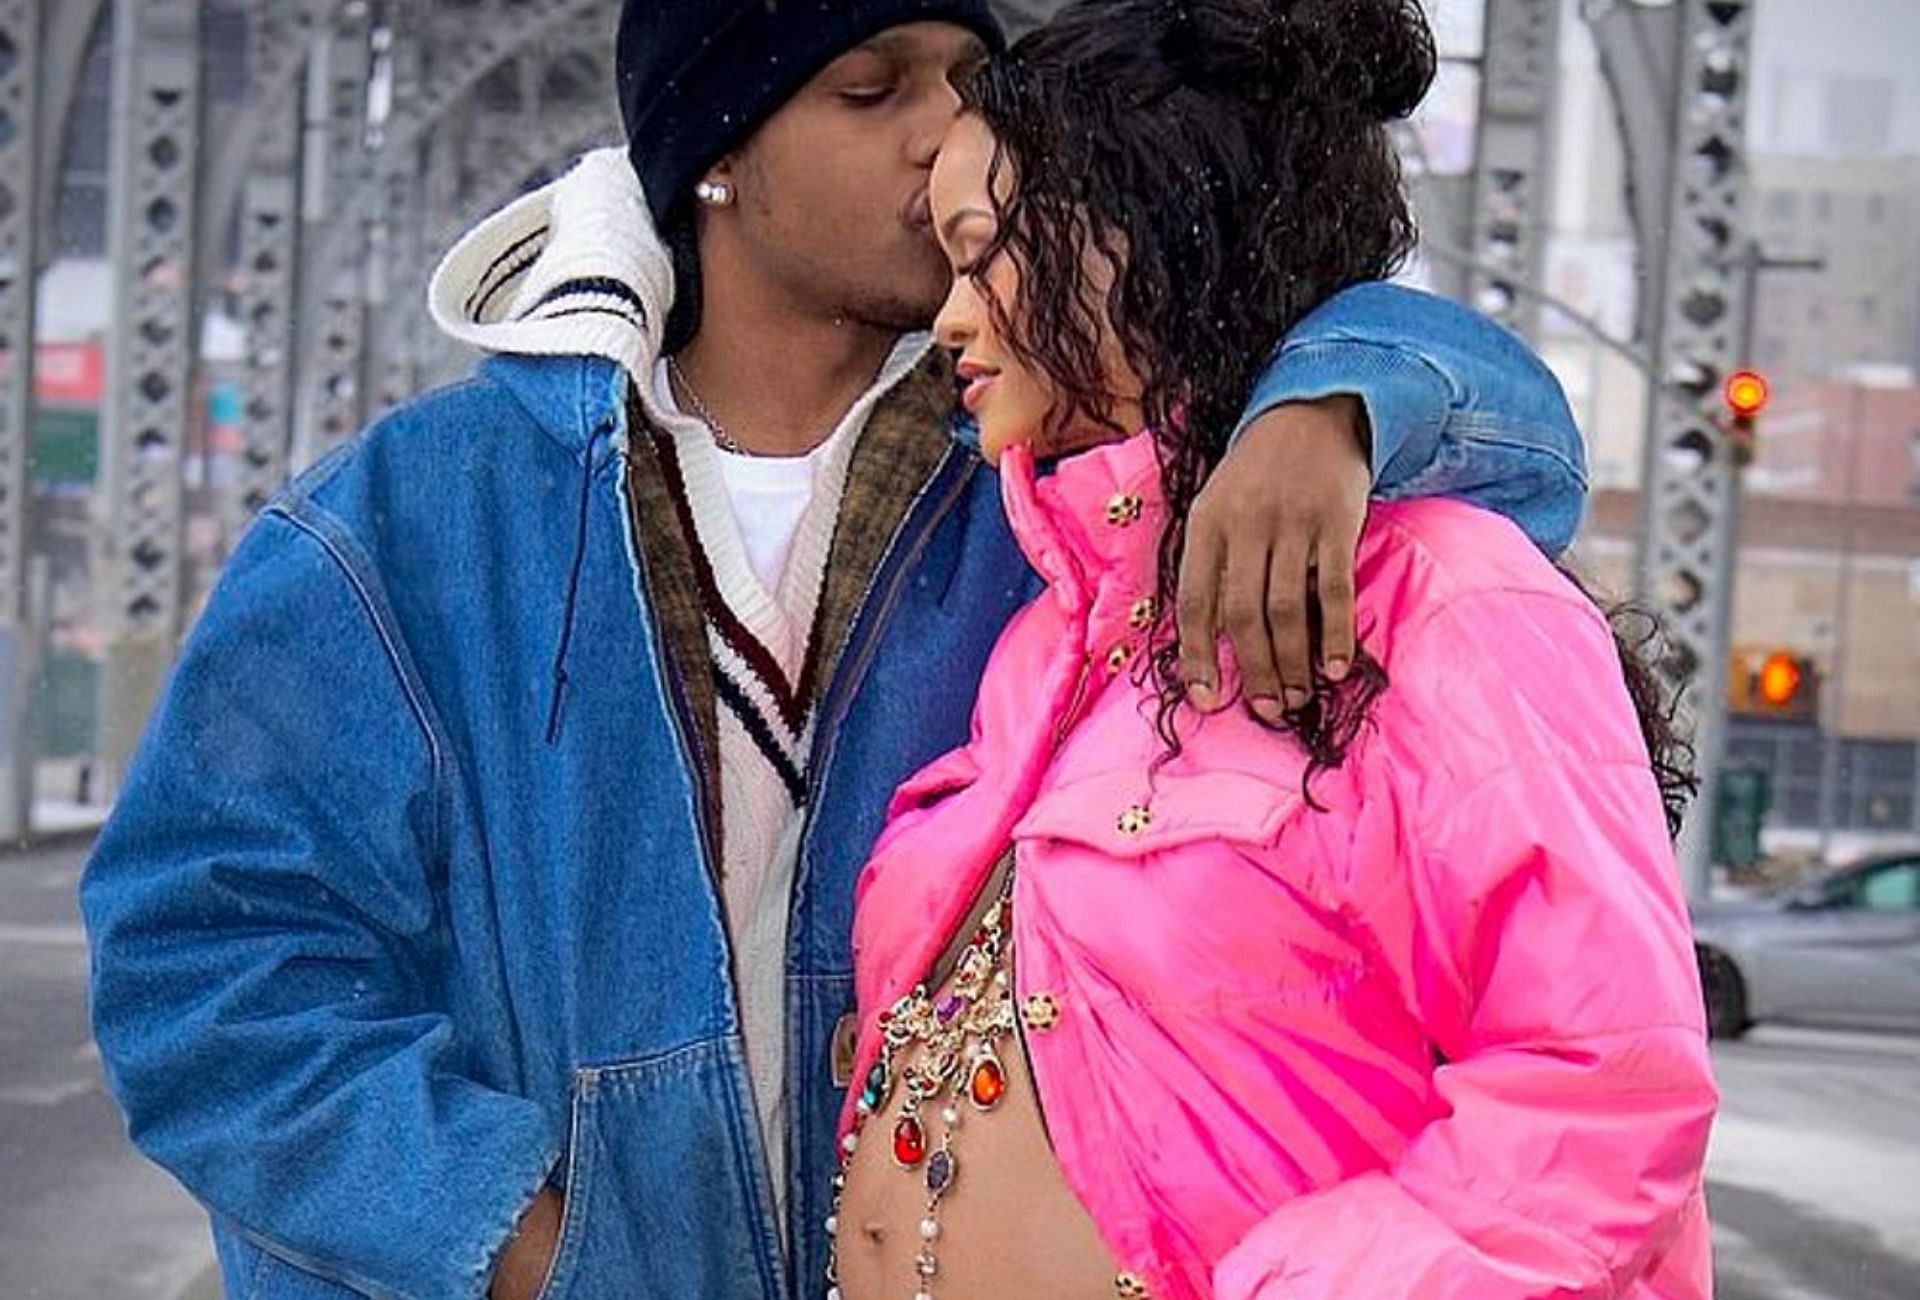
top-left (83, 4), bottom-right (1588, 1299)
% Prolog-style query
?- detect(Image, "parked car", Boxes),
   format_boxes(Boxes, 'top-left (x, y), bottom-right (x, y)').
top-left (1691, 852), bottom-right (1920, 1038)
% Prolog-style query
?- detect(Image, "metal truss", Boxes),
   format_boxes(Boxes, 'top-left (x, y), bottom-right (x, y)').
top-left (0, 0), bottom-right (41, 836)
top-left (290, 5), bottom-right (375, 468)
top-left (394, 28), bottom-right (622, 400)
top-left (7, 0), bottom-right (1754, 856)
top-left (0, 0), bottom-right (40, 622)
top-left (95, 0), bottom-right (203, 789)
top-left (1598, 0), bottom-right (1758, 891)
top-left (199, 0), bottom-right (353, 293)
top-left (363, 6), bottom-right (429, 418)
top-left (1466, 0), bottom-right (1560, 341)
top-left (205, 2), bottom-right (357, 550)
top-left (226, 8), bottom-right (309, 548)
top-left (289, 0), bottom-right (615, 465)
top-left (31, 0), bottom-right (104, 254)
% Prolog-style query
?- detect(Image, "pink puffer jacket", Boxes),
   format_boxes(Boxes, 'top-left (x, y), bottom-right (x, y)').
top-left (842, 431), bottom-right (1717, 1300)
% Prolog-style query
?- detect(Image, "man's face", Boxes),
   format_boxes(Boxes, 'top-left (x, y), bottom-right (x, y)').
top-left (720, 22), bottom-right (990, 333)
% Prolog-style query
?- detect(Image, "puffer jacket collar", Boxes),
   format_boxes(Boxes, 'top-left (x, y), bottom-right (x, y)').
top-left (999, 432), bottom-right (1170, 648)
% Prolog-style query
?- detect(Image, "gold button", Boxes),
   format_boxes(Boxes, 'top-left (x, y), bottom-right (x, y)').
top-left (1105, 643), bottom-right (1133, 674)
top-left (1021, 993), bottom-right (1061, 1031)
top-left (1117, 804), bottom-right (1153, 835)
top-left (1105, 493), bottom-right (1144, 526)
top-left (1127, 597), bottom-right (1158, 630)
top-left (1115, 1273), bottom-right (1151, 1300)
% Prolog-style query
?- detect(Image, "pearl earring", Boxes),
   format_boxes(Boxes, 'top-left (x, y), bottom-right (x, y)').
top-left (695, 179), bottom-right (735, 208)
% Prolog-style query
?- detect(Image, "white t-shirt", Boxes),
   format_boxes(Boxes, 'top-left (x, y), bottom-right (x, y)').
top-left (712, 437), bottom-right (849, 591)
top-left (652, 358), bottom-right (855, 592)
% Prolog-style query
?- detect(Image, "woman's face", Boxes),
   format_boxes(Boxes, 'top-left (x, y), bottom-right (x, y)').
top-left (928, 114), bottom-right (1143, 464)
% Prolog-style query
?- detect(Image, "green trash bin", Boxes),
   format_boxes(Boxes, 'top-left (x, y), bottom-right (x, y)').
top-left (1713, 765), bottom-right (1772, 871)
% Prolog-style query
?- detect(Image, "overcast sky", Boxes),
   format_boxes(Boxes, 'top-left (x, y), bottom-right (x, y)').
top-left (1422, 0), bottom-right (1920, 158)
top-left (1749, 0), bottom-right (1920, 155)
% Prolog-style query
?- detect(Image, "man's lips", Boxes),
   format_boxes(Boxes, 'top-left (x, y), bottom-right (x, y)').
top-left (904, 188), bottom-right (933, 230)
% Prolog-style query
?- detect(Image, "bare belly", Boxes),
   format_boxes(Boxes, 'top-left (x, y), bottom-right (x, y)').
top-left (833, 976), bottom-right (1124, 1300)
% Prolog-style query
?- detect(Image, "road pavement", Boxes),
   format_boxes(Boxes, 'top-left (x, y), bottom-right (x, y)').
top-left (4, 840), bottom-right (1916, 1299)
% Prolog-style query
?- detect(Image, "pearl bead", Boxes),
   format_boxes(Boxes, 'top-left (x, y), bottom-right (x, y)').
top-left (916, 1291), bottom-right (935, 1300)
top-left (825, 1215), bottom-right (838, 1237)
top-left (841, 1132), bottom-right (859, 1154)
top-left (920, 1217), bottom-right (941, 1241)
top-left (940, 1106), bottom-right (960, 1125)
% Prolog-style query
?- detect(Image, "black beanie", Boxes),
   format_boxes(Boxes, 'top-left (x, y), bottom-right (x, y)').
top-left (617, 1), bottom-right (1007, 228)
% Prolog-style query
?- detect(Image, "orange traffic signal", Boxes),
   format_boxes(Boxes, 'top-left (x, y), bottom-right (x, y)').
top-left (1723, 370), bottom-right (1770, 468)
top-left (1730, 646), bottom-right (1818, 719)
top-left (1725, 370), bottom-right (1771, 420)
top-left (1756, 652), bottom-right (1801, 708)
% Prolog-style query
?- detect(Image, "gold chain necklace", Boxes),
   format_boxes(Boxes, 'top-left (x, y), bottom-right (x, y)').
top-left (666, 355), bottom-right (754, 456)
top-left (825, 873), bottom-right (1017, 1300)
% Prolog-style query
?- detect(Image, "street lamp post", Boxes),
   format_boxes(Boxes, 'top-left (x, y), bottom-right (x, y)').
top-left (1815, 380), bottom-right (1869, 858)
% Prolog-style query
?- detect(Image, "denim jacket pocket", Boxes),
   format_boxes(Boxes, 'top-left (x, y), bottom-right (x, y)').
top-left (530, 1068), bottom-right (596, 1300)
top-left (242, 1253), bottom-right (360, 1300)
top-left (537, 1037), bottom-right (783, 1300)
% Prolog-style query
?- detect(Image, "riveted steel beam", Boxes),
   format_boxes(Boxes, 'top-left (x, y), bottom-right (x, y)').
top-left (1606, 0), bottom-right (1758, 893)
top-left (0, 0), bottom-right (43, 837)
top-left (95, 0), bottom-right (204, 795)
top-left (1467, 0), bottom-right (1561, 340)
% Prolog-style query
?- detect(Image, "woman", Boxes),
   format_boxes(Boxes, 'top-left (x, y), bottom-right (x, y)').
top-left (826, 3), bottom-right (1717, 1300)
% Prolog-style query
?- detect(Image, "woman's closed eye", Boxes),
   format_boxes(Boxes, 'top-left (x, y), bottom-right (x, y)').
top-left (938, 211), bottom-right (997, 269)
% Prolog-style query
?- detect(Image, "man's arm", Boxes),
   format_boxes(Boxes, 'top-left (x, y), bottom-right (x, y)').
top-left (81, 506), bottom-right (559, 1300)
top-left (1180, 282), bottom-right (1588, 718)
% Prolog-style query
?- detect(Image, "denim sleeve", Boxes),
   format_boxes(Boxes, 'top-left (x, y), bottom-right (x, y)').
top-left (1234, 282), bottom-right (1589, 556)
top-left (80, 508), bottom-right (558, 1300)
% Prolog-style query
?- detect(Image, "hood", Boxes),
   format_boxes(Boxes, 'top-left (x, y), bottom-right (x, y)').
top-left (429, 147), bottom-right (676, 391)
top-left (428, 147), bottom-right (679, 745)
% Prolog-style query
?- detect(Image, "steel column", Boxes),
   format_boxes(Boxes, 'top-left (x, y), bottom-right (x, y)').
top-left (1628, 0), bottom-right (1758, 895)
top-left (0, 0), bottom-right (42, 836)
top-left (292, 7), bottom-right (374, 468)
top-left (95, 0), bottom-right (203, 797)
top-left (228, 18), bottom-right (307, 548)
top-left (1467, 0), bottom-right (1561, 341)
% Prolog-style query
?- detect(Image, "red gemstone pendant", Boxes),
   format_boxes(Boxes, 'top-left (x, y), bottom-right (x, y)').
top-left (969, 1054), bottom-right (1007, 1110)
top-left (893, 1115), bottom-right (928, 1167)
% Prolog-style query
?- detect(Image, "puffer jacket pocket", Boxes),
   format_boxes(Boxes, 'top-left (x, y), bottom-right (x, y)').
top-left (1013, 766), bottom-right (1307, 859)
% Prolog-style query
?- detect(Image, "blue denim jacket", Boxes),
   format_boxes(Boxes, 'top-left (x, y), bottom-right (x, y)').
top-left (83, 284), bottom-right (1585, 1300)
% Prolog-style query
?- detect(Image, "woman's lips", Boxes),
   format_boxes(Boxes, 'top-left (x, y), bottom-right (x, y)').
top-left (960, 374), bottom-right (998, 415)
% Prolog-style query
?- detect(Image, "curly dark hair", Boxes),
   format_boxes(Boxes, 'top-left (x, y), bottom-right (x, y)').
top-left (961, 0), bottom-right (1697, 830)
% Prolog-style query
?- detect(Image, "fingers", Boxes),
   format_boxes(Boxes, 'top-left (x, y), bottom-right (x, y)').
top-left (1262, 541), bottom-right (1315, 718)
top-left (1314, 515), bottom-right (1362, 683)
top-left (1176, 512), bottom-right (1226, 710)
top-left (1221, 536), bottom-right (1280, 719)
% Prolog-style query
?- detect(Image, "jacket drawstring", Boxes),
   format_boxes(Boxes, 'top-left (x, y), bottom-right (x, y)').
top-left (546, 422), bottom-right (610, 744)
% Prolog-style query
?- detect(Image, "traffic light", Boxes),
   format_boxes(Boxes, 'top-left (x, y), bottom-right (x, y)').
top-left (1723, 369), bottom-right (1771, 467)
top-left (1728, 645), bottom-right (1817, 720)
top-left (1755, 652), bottom-right (1801, 708)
